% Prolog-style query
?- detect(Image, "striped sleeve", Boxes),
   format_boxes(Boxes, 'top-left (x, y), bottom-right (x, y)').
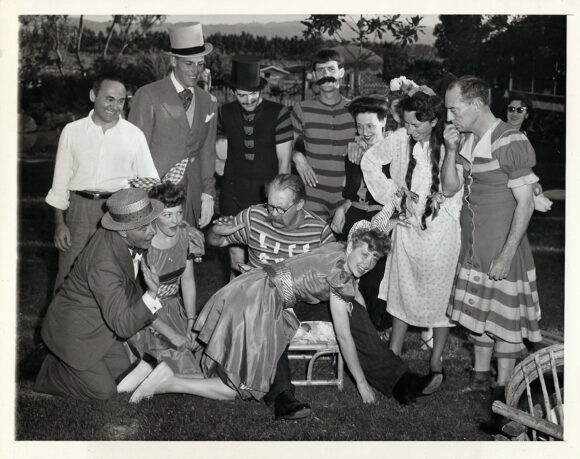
top-left (495, 132), bottom-right (539, 188)
top-left (275, 106), bottom-right (294, 144)
top-left (320, 224), bottom-right (335, 243)
top-left (225, 206), bottom-right (252, 246)
top-left (291, 102), bottom-right (304, 137)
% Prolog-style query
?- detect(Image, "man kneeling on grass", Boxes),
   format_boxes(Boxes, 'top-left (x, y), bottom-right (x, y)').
top-left (34, 189), bottom-right (165, 400)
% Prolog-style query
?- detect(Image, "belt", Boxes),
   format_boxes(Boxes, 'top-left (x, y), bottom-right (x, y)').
top-left (350, 200), bottom-right (383, 212)
top-left (74, 190), bottom-right (113, 200)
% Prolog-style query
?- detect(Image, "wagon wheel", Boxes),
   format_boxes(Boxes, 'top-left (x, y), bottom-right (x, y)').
top-left (492, 344), bottom-right (563, 440)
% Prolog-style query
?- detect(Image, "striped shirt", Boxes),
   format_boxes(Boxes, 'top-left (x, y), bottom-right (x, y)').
top-left (291, 97), bottom-right (356, 219)
top-left (225, 204), bottom-right (335, 267)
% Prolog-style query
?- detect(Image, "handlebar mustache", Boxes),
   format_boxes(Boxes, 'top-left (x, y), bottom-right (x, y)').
top-left (315, 76), bottom-right (337, 85)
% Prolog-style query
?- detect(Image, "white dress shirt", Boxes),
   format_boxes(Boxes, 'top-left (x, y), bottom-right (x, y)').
top-left (45, 111), bottom-right (159, 210)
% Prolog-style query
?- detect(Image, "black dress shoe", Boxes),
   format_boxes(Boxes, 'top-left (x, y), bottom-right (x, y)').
top-left (391, 371), bottom-right (434, 405)
top-left (274, 391), bottom-right (312, 420)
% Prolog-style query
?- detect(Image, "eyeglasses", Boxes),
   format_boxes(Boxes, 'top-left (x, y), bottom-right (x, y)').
top-left (507, 106), bottom-right (527, 114)
top-left (265, 201), bottom-right (296, 215)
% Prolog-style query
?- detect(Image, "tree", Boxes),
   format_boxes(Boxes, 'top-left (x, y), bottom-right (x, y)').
top-left (301, 14), bottom-right (424, 96)
top-left (103, 15), bottom-right (166, 60)
top-left (19, 15), bottom-right (74, 77)
top-left (434, 15), bottom-right (565, 94)
top-left (74, 15), bottom-right (86, 75)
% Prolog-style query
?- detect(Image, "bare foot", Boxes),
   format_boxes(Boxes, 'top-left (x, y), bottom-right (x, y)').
top-left (129, 361), bottom-right (174, 403)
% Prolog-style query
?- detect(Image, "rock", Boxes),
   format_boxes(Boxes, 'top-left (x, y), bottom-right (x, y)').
top-left (18, 114), bottom-right (37, 133)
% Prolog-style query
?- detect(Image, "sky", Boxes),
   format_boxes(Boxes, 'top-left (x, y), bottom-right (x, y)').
top-left (82, 14), bottom-right (441, 27)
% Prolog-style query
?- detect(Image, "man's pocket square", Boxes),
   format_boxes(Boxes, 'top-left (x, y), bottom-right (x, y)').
top-left (205, 113), bottom-right (215, 122)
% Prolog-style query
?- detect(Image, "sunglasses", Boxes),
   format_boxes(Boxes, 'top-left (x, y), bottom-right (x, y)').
top-left (507, 106), bottom-right (527, 114)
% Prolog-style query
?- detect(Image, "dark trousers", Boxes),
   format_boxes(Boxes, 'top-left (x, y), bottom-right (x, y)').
top-left (263, 299), bottom-right (407, 405)
top-left (263, 301), bottom-right (331, 405)
top-left (33, 341), bottom-right (130, 401)
top-left (358, 257), bottom-right (391, 331)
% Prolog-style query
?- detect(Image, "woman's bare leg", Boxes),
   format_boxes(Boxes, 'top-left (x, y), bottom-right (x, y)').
top-left (157, 376), bottom-right (237, 400)
top-left (430, 326), bottom-right (451, 372)
top-left (389, 317), bottom-right (408, 356)
top-left (130, 362), bottom-right (236, 402)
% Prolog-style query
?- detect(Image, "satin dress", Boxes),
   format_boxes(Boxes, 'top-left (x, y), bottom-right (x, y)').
top-left (194, 242), bottom-right (357, 400)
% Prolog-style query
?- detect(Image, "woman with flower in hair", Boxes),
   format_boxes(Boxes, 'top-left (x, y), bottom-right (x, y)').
top-left (382, 88), bottom-right (463, 395)
top-left (361, 77), bottom-right (418, 202)
top-left (360, 78), bottom-right (435, 346)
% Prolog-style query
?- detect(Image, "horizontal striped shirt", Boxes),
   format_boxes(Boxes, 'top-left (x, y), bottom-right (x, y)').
top-left (291, 97), bottom-right (356, 219)
top-left (225, 204), bottom-right (335, 267)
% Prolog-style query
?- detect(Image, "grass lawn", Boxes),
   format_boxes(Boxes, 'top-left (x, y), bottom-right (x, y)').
top-left (15, 239), bottom-right (564, 441)
top-left (13, 151), bottom-right (565, 441)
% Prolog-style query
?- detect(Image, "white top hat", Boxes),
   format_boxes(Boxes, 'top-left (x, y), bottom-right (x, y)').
top-left (165, 22), bottom-right (213, 58)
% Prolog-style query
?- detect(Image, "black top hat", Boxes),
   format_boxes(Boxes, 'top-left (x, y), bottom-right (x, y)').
top-left (225, 56), bottom-right (267, 92)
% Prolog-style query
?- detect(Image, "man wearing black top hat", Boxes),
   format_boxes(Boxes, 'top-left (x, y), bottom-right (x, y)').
top-left (129, 22), bottom-right (217, 229)
top-left (217, 55), bottom-right (293, 279)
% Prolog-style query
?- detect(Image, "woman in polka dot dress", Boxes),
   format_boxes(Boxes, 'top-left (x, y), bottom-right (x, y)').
top-left (384, 89), bottom-right (463, 395)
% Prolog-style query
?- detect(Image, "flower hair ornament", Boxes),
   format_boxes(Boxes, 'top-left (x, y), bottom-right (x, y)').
top-left (389, 76), bottom-right (418, 94)
top-left (407, 85), bottom-right (436, 97)
top-left (129, 158), bottom-right (189, 190)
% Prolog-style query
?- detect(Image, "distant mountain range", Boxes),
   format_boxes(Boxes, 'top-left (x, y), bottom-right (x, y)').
top-left (81, 18), bottom-right (436, 46)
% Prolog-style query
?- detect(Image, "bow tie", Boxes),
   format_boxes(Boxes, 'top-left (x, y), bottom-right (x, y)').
top-left (129, 247), bottom-right (148, 259)
top-left (178, 88), bottom-right (193, 111)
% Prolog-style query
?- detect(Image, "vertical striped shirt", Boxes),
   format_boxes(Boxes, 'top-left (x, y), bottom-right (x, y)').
top-left (291, 96), bottom-right (356, 219)
top-left (225, 204), bottom-right (335, 267)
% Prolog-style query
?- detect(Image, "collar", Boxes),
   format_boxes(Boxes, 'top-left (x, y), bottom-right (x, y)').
top-left (128, 246), bottom-right (148, 260)
top-left (86, 109), bottom-right (121, 131)
top-left (458, 119), bottom-right (501, 163)
top-left (317, 94), bottom-right (344, 108)
top-left (170, 72), bottom-right (194, 94)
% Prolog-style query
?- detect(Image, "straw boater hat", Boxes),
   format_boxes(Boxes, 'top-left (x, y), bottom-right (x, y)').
top-left (101, 189), bottom-right (164, 231)
top-left (165, 22), bottom-right (213, 58)
top-left (225, 55), bottom-right (267, 92)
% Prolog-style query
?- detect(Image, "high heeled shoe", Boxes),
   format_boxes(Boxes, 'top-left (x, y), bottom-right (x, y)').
top-left (421, 369), bottom-right (445, 395)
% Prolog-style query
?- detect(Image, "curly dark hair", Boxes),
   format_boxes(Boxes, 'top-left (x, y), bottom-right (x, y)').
top-left (346, 96), bottom-right (389, 121)
top-left (312, 48), bottom-right (344, 69)
top-left (350, 228), bottom-right (391, 257)
top-left (92, 72), bottom-right (125, 96)
top-left (149, 182), bottom-right (186, 208)
top-left (399, 91), bottom-right (446, 230)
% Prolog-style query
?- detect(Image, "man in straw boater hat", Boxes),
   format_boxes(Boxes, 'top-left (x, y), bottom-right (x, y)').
top-left (34, 189), bottom-right (166, 400)
top-left (129, 22), bottom-right (217, 230)
top-left (216, 55), bottom-right (293, 279)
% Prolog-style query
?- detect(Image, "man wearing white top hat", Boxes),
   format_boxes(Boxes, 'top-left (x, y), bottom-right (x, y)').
top-left (34, 189), bottom-right (165, 400)
top-left (129, 22), bottom-right (217, 229)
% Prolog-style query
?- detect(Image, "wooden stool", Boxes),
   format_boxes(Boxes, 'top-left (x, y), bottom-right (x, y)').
top-left (288, 321), bottom-right (344, 390)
